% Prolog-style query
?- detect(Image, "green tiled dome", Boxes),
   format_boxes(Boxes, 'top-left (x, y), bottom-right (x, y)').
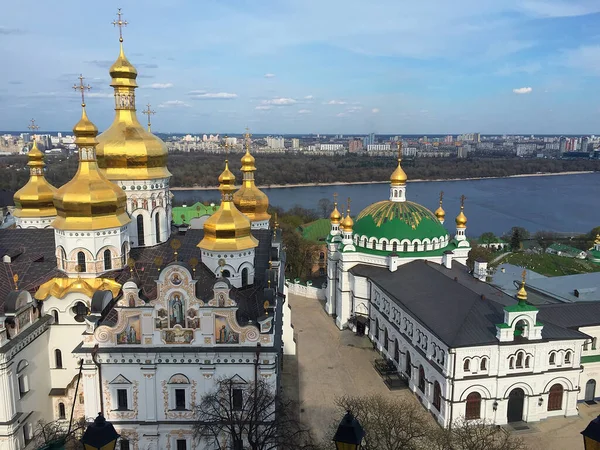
top-left (354, 200), bottom-right (448, 242)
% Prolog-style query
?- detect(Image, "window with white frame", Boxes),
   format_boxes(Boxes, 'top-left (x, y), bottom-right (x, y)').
top-left (109, 375), bottom-right (133, 411)
top-left (168, 374), bottom-right (191, 411)
top-left (17, 360), bottom-right (29, 398)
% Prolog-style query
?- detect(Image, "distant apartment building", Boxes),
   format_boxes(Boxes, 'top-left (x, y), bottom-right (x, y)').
top-left (292, 138), bottom-right (300, 149)
top-left (266, 136), bottom-right (285, 149)
top-left (348, 139), bottom-right (363, 153)
top-left (458, 132), bottom-right (481, 142)
top-left (457, 146), bottom-right (468, 158)
top-left (320, 144), bottom-right (344, 151)
top-left (476, 142), bottom-right (494, 151)
top-left (403, 146), bottom-right (417, 157)
top-left (581, 137), bottom-right (591, 153)
top-left (363, 133), bottom-right (376, 147)
top-left (516, 143), bottom-right (537, 156)
top-left (444, 135), bottom-right (453, 144)
top-left (367, 144), bottom-right (391, 152)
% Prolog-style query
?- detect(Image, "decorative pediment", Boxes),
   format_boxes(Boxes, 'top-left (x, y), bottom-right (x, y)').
top-left (208, 280), bottom-right (236, 307)
top-left (229, 374), bottom-right (247, 384)
top-left (109, 374), bottom-right (132, 385)
top-left (168, 373), bottom-right (191, 384)
top-left (154, 264), bottom-right (203, 307)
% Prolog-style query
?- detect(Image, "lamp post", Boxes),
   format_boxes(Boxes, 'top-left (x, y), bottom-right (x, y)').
top-left (81, 413), bottom-right (120, 450)
top-left (333, 410), bottom-right (365, 450)
top-left (582, 415), bottom-right (600, 450)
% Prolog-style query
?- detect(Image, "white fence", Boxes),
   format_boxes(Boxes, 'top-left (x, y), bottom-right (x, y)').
top-left (285, 280), bottom-right (326, 300)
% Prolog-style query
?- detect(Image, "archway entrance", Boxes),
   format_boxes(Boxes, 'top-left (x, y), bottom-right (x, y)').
top-left (355, 316), bottom-right (366, 336)
top-left (586, 379), bottom-right (597, 403)
top-left (507, 388), bottom-right (525, 423)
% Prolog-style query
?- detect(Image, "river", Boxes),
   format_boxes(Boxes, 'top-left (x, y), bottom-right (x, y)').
top-left (172, 172), bottom-right (600, 236)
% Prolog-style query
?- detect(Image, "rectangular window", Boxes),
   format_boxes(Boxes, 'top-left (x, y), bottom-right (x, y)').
top-left (117, 389), bottom-right (128, 410)
top-left (233, 388), bottom-right (243, 410)
top-left (176, 439), bottom-right (187, 450)
top-left (175, 389), bottom-right (186, 410)
top-left (121, 439), bottom-right (130, 450)
top-left (18, 375), bottom-right (28, 397)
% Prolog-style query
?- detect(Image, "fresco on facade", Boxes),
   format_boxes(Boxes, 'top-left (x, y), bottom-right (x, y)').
top-left (215, 316), bottom-right (239, 344)
top-left (187, 309), bottom-right (200, 329)
top-left (117, 316), bottom-right (141, 344)
top-left (155, 309), bottom-right (168, 329)
top-left (164, 328), bottom-right (194, 344)
top-left (171, 273), bottom-right (183, 285)
top-left (169, 293), bottom-right (185, 327)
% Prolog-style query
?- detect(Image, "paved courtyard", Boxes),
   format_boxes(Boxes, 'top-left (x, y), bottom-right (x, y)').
top-left (284, 292), bottom-right (600, 449)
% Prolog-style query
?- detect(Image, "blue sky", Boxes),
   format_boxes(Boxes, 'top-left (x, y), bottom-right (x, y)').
top-left (1, 0), bottom-right (600, 134)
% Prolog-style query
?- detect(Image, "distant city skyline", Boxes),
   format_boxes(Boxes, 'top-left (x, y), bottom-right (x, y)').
top-left (1, 1), bottom-right (600, 134)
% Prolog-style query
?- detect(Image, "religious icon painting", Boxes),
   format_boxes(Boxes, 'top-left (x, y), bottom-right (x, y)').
top-left (117, 316), bottom-right (141, 344)
top-left (169, 293), bottom-right (186, 328)
top-left (171, 272), bottom-right (183, 286)
top-left (214, 315), bottom-right (239, 344)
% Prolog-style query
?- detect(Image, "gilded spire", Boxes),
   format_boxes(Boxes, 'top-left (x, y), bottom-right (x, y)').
top-left (455, 194), bottom-right (467, 228)
top-left (142, 103), bottom-right (156, 132)
top-left (233, 128), bottom-right (271, 223)
top-left (199, 160), bottom-right (259, 251)
top-left (52, 77), bottom-right (130, 231)
top-left (341, 197), bottom-right (354, 231)
top-left (435, 190), bottom-right (445, 223)
top-left (13, 120), bottom-right (57, 221)
top-left (330, 192), bottom-right (342, 224)
top-left (390, 142), bottom-right (407, 186)
top-left (516, 269), bottom-right (527, 303)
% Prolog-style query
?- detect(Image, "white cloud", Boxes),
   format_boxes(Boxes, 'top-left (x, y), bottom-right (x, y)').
top-left (372, 108), bottom-right (380, 113)
top-left (298, 109), bottom-right (311, 114)
top-left (512, 87), bottom-right (533, 94)
top-left (326, 100), bottom-right (347, 105)
top-left (304, 95), bottom-right (314, 100)
top-left (336, 112), bottom-right (347, 117)
top-left (264, 73), bottom-right (276, 78)
top-left (87, 92), bottom-right (114, 98)
top-left (148, 83), bottom-right (174, 89)
top-left (159, 100), bottom-right (191, 108)
top-left (189, 91), bottom-right (238, 99)
top-left (561, 45), bottom-right (600, 75)
top-left (255, 105), bottom-right (272, 110)
top-left (261, 97), bottom-right (297, 106)
top-left (347, 106), bottom-right (362, 112)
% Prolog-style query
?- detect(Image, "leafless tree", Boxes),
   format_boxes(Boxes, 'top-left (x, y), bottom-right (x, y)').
top-left (428, 418), bottom-right (528, 450)
top-left (31, 417), bottom-right (87, 449)
top-left (193, 376), bottom-right (316, 450)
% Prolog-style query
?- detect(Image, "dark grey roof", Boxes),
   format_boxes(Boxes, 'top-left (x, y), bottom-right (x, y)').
top-left (537, 302), bottom-right (600, 328)
top-left (350, 260), bottom-right (587, 348)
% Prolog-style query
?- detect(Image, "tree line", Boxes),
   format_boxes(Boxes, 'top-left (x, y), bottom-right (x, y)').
top-left (1, 152), bottom-right (598, 191)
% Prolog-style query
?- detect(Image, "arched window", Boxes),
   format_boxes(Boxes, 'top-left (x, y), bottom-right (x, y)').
top-left (362, 238), bottom-right (367, 247)
top-left (548, 384), bottom-right (564, 411)
top-left (137, 215), bottom-right (145, 246)
top-left (414, 242), bottom-right (418, 252)
top-left (77, 252), bottom-right (86, 273)
top-left (58, 402), bottom-right (66, 419)
top-left (465, 392), bottom-right (481, 420)
top-left (515, 320), bottom-right (526, 337)
top-left (61, 248), bottom-right (67, 270)
top-left (103, 249), bottom-right (112, 270)
top-left (403, 242), bottom-right (408, 252)
top-left (406, 352), bottom-right (412, 378)
top-left (392, 242), bottom-right (397, 252)
top-left (55, 349), bottom-right (63, 369)
top-left (480, 358), bottom-right (487, 371)
top-left (516, 352), bottom-right (524, 368)
top-left (394, 339), bottom-right (399, 362)
top-left (549, 352), bottom-right (556, 365)
top-left (424, 242), bottom-right (429, 251)
top-left (372, 240), bottom-right (376, 250)
top-left (418, 366), bottom-right (425, 392)
top-left (384, 328), bottom-right (389, 350)
top-left (222, 270), bottom-right (231, 278)
top-left (463, 359), bottom-right (470, 372)
top-left (509, 357), bottom-right (515, 369)
top-left (433, 381), bottom-right (441, 411)
top-left (52, 310), bottom-right (59, 324)
top-left (382, 242), bottom-right (387, 251)
top-left (565, 351), bottom-right (572, 364)
top-left (155, 212), bottom-right (161, 244)
top-left (72, 302), bottom-right (89, 323)
top-left (121, 242), bottom-right (128, 266)
top-left (374, 318), bottom-right (379, 340)
top-left (525, 356), bottom-right (531, 368)
top-left (241, 268), bottom-right (248, 287)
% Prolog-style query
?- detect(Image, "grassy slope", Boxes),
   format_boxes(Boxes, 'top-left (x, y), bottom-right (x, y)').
top-left (497, 252), bottom-right (600, 277)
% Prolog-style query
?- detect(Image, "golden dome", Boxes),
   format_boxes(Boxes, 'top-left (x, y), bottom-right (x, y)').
top-left (455, 206), bottom-right (467, 228)
top-left (341, 209), bottom-right (354, 231)
top-left (199, 161), bottom-right (259, 252)
top-left (517, 270), bottom-right (527, 303)
top-left (233, 142), bottom-right (271, 223)
top-left (330, 202), bottom-right (342, 224)
top-left (13, 140), bottom-right (57, 219)
top-left (435, 204), bottom-right (445, 222)
top-left (390, 158), bottom-right (407, 186)
top-left (52, 106), bottom-right (130, 231)
top-left (96, 41), bottom-right (171, 181)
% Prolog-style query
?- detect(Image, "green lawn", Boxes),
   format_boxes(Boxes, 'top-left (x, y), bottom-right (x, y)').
top-left (496, 252), bottom-right (600, 277)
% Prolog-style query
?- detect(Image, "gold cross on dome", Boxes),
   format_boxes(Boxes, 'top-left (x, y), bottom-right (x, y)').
top-left (347, 197), bottom-right (351, 213)
top-left (73, 74), bottom-right (91, 107)
top-left (112, 8), bottom-right (128, 43)
top-left (439, 190), bottom-right (444, 204)
top-left (223, 135), bottom-right (230, 156)
top-left (27, 119), bottom-right (39, 133)
top-left (244, 126), bottom-right (251, 151)
top-left (460, 194), bottom-right (466, 208)
top-left (521, 269), bottom-right (527, 284)
top-left (142, 104), bottom-right (155, 131)
top-left (397, 140), bottom-right (403, 159)
top-left (333, 192), bottom-right (338, 205)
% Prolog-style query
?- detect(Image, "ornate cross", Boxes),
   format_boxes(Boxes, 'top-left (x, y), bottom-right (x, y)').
top-left (439, 190), bottom-right (444, 204)
top-left (347, 197), bottom-right (351, 213)
top-left (244, 126), bottom-right (251, 151)
top-left (142, 104), bottom-right (155, 131)
top-left (223, 135), bottom-right (230, 157)
top-left (460, 194), bottom-right (466, 208)
top-left (333, 192), bottom-right (338, 205)
top-left (28, 119), bottom-right (39, 141)
top-left (73, 74), bottom-right (91, 106)
top-left (112, 8), bottom-right (128, 42)
top-left (521, 269), bottom-right (527, 284)
top-left (397, 141), bottom-right (403, 159)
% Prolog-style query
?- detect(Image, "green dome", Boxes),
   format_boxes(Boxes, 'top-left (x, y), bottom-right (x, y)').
top-left (354, 200), bottom-right (448, 245)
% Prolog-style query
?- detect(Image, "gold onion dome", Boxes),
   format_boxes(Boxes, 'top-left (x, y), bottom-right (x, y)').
top-left (233, 145), bottom-right (271, 223)
top-left (96, 40), bottom-right (171, 181)
top-left (330, 202), bottom-right (342, 224)
top-left (435, 204), bottom-right (445, 222)
top-left (199, 161), bottom-right (259, 251)
top-left (390, 158), bottom-right (407, 186)
top-left (341, 209), bottom-right (354, 231)
top-left (52, 106), bottom-right (130, 231)
top-left (455, 205), bottom-right (467, 228)
top-left (13, 140), bottom-right (57, 218)
top-left (517, 271), bottom-right (528, 303)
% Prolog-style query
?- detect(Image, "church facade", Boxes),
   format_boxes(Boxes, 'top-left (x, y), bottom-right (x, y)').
top-left (325, 155), bottom-right (600, 427)
top-left (0, 11), bottom-right (293, 450)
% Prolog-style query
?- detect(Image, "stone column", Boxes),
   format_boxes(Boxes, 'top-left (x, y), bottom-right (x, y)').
top-left (82, 367), bottom-right (99, 419)
top-left (141, 366), bottom-right (157, 421)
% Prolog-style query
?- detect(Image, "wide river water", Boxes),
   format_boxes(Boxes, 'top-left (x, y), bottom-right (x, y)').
top-left (173, 172), bottom-right (600, 236)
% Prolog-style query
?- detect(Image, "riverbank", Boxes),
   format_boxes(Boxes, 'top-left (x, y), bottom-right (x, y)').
top-left (169, 170), bottom-right (596, 191)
